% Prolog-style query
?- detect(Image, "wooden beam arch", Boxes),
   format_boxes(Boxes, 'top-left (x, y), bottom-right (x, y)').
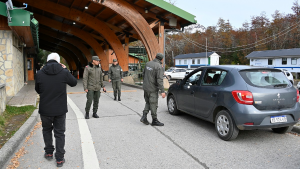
top-left (39, 28), bottom-right (92, 65)
top-left (39, 45), bottom-right (76, 70)
top-left (100, 0), bottom-right (161, 60)
top-left (16, 0), bottom-right (128, 71)
top-left (40, 34), bottom-right (87, 65)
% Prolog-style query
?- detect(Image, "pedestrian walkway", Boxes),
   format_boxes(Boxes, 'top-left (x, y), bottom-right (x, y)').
top-left (3, 80), bottom-right (205, 169)
top-left (7, 81), bottom-right (37, 107)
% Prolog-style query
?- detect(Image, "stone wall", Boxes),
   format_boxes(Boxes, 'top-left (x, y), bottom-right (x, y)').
top-left (0, 30), bottom-right (25, 96)
top-left (0, 84), bottom-right (6, 115)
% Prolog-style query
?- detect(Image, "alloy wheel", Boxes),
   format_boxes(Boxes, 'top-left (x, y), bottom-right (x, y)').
top-left (168, 98), bottom-right (175, 112)
top-left (217, 115), bottom-right (230, 136)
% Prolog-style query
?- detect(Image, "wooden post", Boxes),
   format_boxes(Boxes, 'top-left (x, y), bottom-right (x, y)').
top-left (158, 21), bottom-right (165, 54)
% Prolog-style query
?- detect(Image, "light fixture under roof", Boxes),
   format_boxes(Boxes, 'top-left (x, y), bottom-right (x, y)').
top-left (73, 22), bottom-right (76, 25)
top-left (145, 8), bottom-right (148, 13)
top-left (85, 6), bottom-right (88, 9)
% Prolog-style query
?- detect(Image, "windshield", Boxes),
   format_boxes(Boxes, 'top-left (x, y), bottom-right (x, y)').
top-left (239, 69), bottom-right (291, 88)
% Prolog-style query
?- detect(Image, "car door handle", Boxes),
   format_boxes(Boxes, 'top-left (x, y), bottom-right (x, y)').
top-left (191, 91), bottom-right (195, 95)
top-left (212, 93), bottom-right (217, 97)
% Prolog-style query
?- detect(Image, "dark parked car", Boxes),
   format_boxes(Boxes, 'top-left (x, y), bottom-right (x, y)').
top-left (167, 65), bottom-right (300, 141)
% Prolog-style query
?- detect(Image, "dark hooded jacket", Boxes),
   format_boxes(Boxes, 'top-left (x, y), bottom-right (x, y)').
top-left (35, 60), bottom-right (77, 116)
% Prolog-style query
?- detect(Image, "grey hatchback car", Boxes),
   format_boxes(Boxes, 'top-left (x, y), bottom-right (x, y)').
top-left (167, 65), bottom-right (300, 141)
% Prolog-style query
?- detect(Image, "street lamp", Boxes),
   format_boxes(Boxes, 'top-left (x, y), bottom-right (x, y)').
top-left (164, 28), bottom-right (183, 69)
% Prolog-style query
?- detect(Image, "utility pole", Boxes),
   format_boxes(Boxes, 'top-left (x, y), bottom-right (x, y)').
top-left (206, 38), bottom-right (207, 66)
top-left (172, 51), bottom-right (174, 66)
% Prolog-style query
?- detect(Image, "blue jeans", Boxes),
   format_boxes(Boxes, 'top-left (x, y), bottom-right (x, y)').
top-left (40, 114), bottom-right (66, 161)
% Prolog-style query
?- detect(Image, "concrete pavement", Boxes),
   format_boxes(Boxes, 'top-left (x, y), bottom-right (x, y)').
top-left (3, 80), bottom-right (300, 169)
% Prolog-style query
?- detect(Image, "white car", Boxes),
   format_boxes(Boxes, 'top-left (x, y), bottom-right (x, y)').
top-left (165, 68), bottom-right (187, 80)
top-left (297, 82), bottom-right (300, 90)
top-left (282, 70), bottom-right (294, 85)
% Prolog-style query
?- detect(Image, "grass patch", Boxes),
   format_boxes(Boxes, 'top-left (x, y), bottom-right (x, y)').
top-left (0, 105), bottom-right (36, 145)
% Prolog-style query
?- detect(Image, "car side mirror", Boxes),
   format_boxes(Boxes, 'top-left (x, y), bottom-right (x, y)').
top-left (176, 79), bottom-right (182, 84)
top-left (172, 71), bottom-right (175, 73)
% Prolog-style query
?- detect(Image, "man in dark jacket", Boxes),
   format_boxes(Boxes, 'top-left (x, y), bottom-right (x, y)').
top-left (140, 53), bottom-right (166, 126)
top-left (108, 59), bottom-right (123, 101)
top-left (35, 53), bottom-right (77, 167)
top-left (83, 56), bottom-right (106, 119)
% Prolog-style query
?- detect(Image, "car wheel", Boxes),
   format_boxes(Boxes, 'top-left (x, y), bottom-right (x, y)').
top-left (272, 126), bottom-right (293, 134)
top-left (215, 110), bottom-right (239, 141)
top-left (167, 95), bottom-right (181, 115)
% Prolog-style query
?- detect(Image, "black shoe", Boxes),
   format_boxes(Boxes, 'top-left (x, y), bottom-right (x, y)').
top-left (151, 119), bottom-right (164, 126)
top-left (85, 113), bottom-right (89, 119)
top-left (114, 97), bottom-right (117, 101)
top-left (93, 113), bottom-right (99, 118)
top-left (140, 113), bottom-right (149, 125)
top-left (44, 153), bottom-right (53, 160)
top-left (118, 97), bottom-right (121, 101)
top-left (56, 158), bottom-right (65, 167)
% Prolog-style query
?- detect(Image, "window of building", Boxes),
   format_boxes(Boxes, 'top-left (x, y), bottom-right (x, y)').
top-left (282, 58), bottom-right (287, 65)
top-left (268, 59), bottom-right (273, 65)
top-left (179, 60), bottom-right (182, 65)
top-left (197, 59), bottom-right (200, 64)
top-left (192, 59), bottom-right (195, 64)
top-left (184, 60), bottom-right (187, 64)
top-left (291, 58), bottom-right (297, 65)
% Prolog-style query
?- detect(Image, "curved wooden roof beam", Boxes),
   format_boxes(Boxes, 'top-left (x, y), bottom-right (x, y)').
top-left (16, 0), bottom-right (128, 71)
top-left (39, 45), bottom-right (76, 70)
top-left (34, 14), bottom-right (108, 70)
top-left (40, 39), bottom-right (80, 68)
top-left (39, 28), bottom-right (92, 65)
top-left (40, 34), bottom-right (87, 65)
top-left (101, 0), bottom-right (161, 60)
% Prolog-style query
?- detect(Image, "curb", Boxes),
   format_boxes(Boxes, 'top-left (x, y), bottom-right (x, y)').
top-left (292, 125), bottom-right (300, 134)
top-left (0, 109), bottom-right (39, 169)
top-left (122, 82), bottom-right (143, 90)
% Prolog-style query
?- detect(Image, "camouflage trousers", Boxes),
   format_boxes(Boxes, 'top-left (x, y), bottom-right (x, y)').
top-left (143, 91), bottom-right (159, 119)
top-left (112, 80), bottom-right (121, 98)
top-left (85, 90), bottom-right (101, 113)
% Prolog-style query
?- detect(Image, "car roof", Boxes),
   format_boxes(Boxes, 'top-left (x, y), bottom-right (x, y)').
top-left (198, 65), bottom-right (278, 71)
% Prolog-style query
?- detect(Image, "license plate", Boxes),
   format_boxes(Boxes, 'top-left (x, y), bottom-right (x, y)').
top-left (270, 115), bottom-right (287, 123)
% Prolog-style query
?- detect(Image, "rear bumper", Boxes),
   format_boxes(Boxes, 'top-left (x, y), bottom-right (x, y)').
top-left (237, 121), bottom-right (297, 130)
top-left (229, 102), bottom-right (300, 130)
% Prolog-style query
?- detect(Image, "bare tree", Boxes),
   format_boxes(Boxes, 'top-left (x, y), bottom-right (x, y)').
top-left (164, 0), bottom-right (177, 5)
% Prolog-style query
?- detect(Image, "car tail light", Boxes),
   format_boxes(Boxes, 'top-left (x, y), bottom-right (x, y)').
top-left (297, 90), bottom-right (299, 102)
top-left (232, 90), bottom-right (254, 105)
top-left (244, 122), bottom-right (254, 125)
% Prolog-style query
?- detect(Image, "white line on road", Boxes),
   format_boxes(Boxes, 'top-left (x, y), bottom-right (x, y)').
top-left (67, 96), bottom-right (100, 169)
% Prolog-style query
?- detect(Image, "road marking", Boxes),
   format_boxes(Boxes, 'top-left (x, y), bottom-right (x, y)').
top-left (67, 90), bottom-right (137, 94)
top-left (67, 96), bottom-right (100, 169)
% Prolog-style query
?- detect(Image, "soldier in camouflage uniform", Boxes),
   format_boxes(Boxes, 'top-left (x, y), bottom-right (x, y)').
top-left (140, 53), bottom-right (166, 126)
top-left (83, 56), bottom-right (106, 119)
top-left (108, 59), bottom-right (123, 101)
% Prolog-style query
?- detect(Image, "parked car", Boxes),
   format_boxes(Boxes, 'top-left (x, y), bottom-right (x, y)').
top-left (167, 65), bottom-right (300, 141)
top-left (165, 68), bottom-right (187, 80)
top-left (185, 68), bottom-right (197, 77)
top-left (297, 82), bottom-right (300, 90)
top-left (281, 69), bottom-right (294, 85)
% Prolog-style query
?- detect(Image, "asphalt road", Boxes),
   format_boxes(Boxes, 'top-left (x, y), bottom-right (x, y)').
top-left (5, 80), bottom-right (300, 169)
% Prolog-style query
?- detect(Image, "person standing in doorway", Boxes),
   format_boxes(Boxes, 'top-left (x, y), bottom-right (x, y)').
top-left (108, 59), bottom-right (123, 101)
top-left (83, 56), bottom-right (106, 119)
top-left (140, 53), bottom-right (166, 126)
top-left (35, 53), bottom-right (77, 167)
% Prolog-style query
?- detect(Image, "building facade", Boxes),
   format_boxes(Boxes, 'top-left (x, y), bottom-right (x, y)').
top-left (175, 52), bottom-right (220, 68)
top-left (246, 48), bottom-right (300, 73)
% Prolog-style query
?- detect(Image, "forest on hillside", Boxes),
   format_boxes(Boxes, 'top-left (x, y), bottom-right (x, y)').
top-left (132, 0), bottom-right (300, 67)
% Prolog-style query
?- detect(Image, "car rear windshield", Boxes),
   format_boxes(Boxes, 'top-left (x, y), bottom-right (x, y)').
top-left (239, 69), bottom-right (292, 88)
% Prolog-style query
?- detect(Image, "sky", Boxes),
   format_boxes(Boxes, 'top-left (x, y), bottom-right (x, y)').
top-left (174, 0), bottom-right (297, 29)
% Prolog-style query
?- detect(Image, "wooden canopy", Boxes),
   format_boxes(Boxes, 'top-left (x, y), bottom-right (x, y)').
top-left (5, 0), bottom-right (196, 71)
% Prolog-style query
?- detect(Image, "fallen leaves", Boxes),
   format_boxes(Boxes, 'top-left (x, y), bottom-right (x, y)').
top-left (6, 122), bottom-right (41, 169)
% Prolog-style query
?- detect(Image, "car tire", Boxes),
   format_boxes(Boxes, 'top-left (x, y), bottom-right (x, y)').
top-left (167, 95), bottom-right (181, 115)
top-left (271, 126), bottom-right (293, 134)
top-left (215, 110), bottom-right (239, 141)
